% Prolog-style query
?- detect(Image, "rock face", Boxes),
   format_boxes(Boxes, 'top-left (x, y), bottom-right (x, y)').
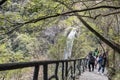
top-left (40, 26), bottom-right (65, 44)
top-left (34, 26), bottom-right (65, 55)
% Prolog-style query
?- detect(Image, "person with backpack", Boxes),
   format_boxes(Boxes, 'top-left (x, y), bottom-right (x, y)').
top-left (97, 53), bottom-right (107, 75)
top-left (88, 51), bottom-right (95, 72)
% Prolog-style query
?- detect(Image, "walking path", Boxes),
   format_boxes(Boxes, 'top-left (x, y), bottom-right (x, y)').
top-left (79, 69), bottom-right (108, 80)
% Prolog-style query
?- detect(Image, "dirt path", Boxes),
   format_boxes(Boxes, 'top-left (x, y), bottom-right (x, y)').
top-left (79, 69), bottom-right (108, 80)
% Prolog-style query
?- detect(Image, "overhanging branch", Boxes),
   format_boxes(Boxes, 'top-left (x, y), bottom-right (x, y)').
top-left (54, 0), bottom-right (120, 53)
top-left (76, 14), bottom-right (120, 54)
top-left (94, 10), bottom-right (120, 19)
top-left (0, 0), bottom-right (7, 5)
top-left (1, 5), bottom-right (120, 36)
top-left (95, 37), bottom-right (105, 53)
top-left (24, 5), bottom-right (120, 24)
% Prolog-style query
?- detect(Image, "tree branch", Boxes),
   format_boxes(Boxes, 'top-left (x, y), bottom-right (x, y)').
top-left (76, 15), bottom-right (120, 54)
top-left (1, 5), bottom-right (120, 36)
top-left (23, 5), bottom-right (120, 23)
top-left (94, 10), bottom-right (120, 19)
top-left (54, 0), bottom-right (120, 53)
top-left (67, 10), bottom-right (120, 20)
top-left (0, 0), bottom-right (7, 5)
top-left (95, 37), bottom-right (106, 53)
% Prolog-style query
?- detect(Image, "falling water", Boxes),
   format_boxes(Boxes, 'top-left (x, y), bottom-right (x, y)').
top-left (64, 28), bottom-right (77, 59)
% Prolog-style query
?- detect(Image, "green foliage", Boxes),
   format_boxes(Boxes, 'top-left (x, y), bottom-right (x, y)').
top-left (112, 71), bottom-right (120, 80)
top-left (0, 37), bottom-right (30, 63)
top-left (0, 0), bottom-right (120, 79)
top-left (48, 36), bottom-right (66, 60)
top-left (72, 27), bottom-right (97, 58)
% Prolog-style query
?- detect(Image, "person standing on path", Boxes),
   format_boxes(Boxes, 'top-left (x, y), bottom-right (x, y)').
top-left (98, 52), bottom-right (107, 75)
top-left (88, 51), bottom-right (96, 72)
top-left (93, 48), bottom-right (99, 68)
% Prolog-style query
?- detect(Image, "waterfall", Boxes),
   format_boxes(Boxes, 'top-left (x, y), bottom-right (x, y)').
top-left (64, 28), bottom-right (77, 59)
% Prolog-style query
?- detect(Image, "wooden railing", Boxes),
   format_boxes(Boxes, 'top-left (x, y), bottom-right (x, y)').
top-left (0, 58), bottom-right (87, 80)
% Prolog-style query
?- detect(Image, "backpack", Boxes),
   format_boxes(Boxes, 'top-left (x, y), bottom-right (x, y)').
top-left (98, 57), bottom-right (102, 63)
top-left (89, 55), bottom-right (95, 63)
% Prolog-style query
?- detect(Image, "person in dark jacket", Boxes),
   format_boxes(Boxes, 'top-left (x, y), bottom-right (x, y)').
top-left (98, 53), bottom-right (107, 74)
top-left (88, 51), bottom-right (95, 72)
